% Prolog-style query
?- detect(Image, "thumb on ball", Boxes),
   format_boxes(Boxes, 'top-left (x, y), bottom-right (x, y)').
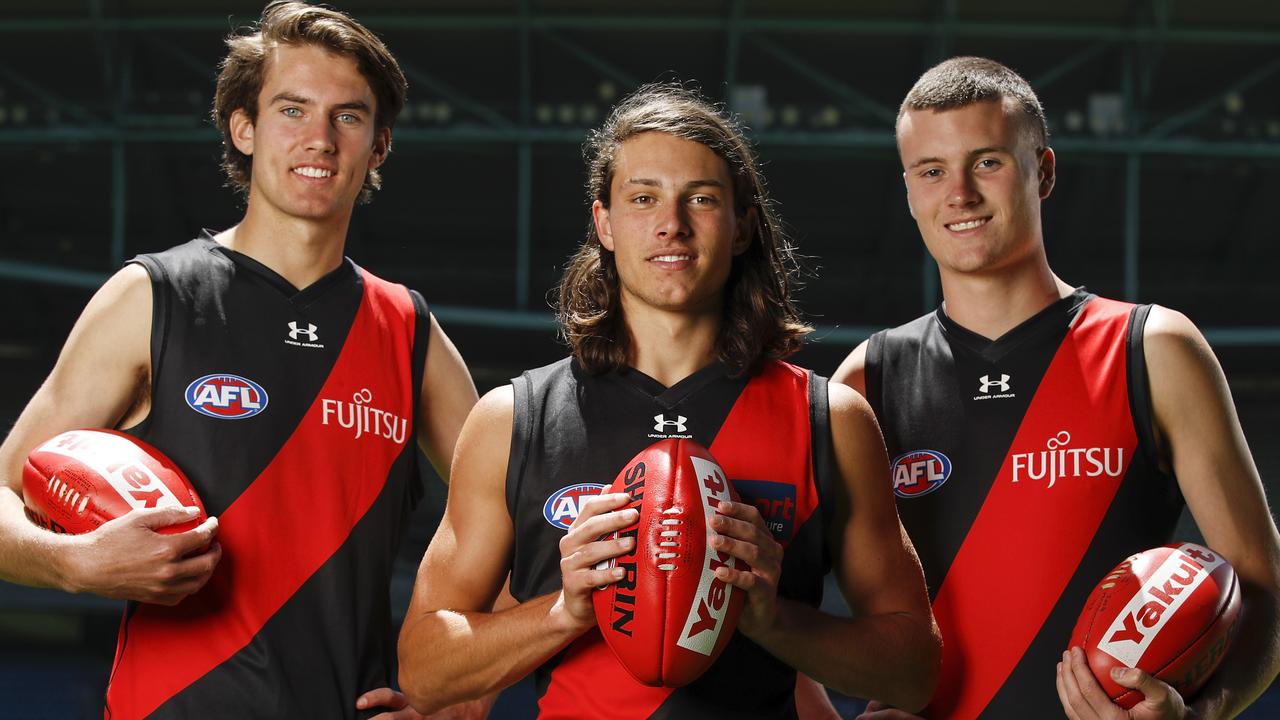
top-left (1110, 666), bottom-right (1164, 696)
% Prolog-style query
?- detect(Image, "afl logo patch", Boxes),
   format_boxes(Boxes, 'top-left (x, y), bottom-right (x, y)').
top-left (184, 374), bottom-right (269, 419)
top-left (891, 450), bottom-right (952, 499)
top-left (543, 483), bottom-right (606, 530)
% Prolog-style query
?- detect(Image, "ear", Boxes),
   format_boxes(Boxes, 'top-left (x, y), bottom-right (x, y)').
top-left (1038, 146), bottom-right (1056, 199)
top-left (592, 199), bottom-right (614, 252)
top-left (903, 171), bottom-right (917, 220)
top-left (369, 127), bottom-right (391, 170)
top-left (229, 108), bottom-right (255, 156)
top-left (732, 206), bottom-right (756, 256)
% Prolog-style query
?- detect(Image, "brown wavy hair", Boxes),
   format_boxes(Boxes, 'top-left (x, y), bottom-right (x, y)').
top-left (557, 83), bottom-right (811, 377)
top-left (212, 1), bottom-right (407, 204)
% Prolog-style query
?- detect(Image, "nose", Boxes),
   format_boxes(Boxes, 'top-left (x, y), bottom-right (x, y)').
top-left (303, 114), bottom-right (337, 154)
top-left (946, 170), bottom-right (981, 208)
top-left (654, 200), bottom-right (691, 240)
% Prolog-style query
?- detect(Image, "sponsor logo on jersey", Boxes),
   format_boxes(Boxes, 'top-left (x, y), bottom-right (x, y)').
top-left (891, 449), bottom-right (952, 499)
top-left (285, 321), bottom-right (324, 349)
top-left (185, 374), bottom-right (269, 419)
top-left (320, 388), bottom-right (408, 444)
top-left (1011, 430), bottom-right (1125, 488)
top-left (542, 483), bottom-right (607, 530)
top-left (733, 479), bottom-right (797, 541)
top-left (1097, 544), bottom-right (1227, 667)
top-left (974, 372), bottom-right (1015, 401)
top-left (676, 455), bottom-right (740, 656)
top-left (648, 413), bottom-right (692, 440)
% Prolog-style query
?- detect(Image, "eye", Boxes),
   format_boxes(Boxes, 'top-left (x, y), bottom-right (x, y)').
top-left (689, 195), bottom-right (718, 206)
top-left (336, 112), bottom-right (360, 124)
top-left (976, 158), bottom-right (1001, 170)
top-left (631, 194), bottom-right (654, 205)
top-left (919, 167), bottom-right (943, 179)
top-left (281, 106), bottom-right (302, 118)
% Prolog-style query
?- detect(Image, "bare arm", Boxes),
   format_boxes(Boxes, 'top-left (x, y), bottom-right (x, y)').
top-left (415, 313), bottom-right (478, 482)
top-left (1057, 307), bottom-right (1280, 720)
top-left (1148, 308), bottom-right (1280, 718)
top-left (713, 382), bottom-right (940, 711)
top-left (0, 265), bottom-right (219, 603)
top-left (397, 387), bottom-right (636, 713)
top-left (832, 340), bottom-right (870, 396)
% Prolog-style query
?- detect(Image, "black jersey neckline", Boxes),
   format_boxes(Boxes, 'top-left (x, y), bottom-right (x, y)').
top-left (609, 360), bottom-right (737, 412)
top-left (197, 230), bottom-right (357, 307)
top-left (935, 286), bottom-right (1092, 363)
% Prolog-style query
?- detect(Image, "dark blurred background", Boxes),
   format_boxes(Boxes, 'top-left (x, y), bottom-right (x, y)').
top-left (0, 1), bottom-right (1277, 717)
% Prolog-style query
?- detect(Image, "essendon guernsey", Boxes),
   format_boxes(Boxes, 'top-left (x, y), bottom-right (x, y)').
top-left (508, 359), bottom-right (835, 719)
top-left (865, 290), bottom-right (1184, 718)
top-left (105, 235), bottom-right (429, 718)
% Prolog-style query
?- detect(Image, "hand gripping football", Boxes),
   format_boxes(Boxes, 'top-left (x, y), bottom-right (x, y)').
top-left (1069, 542), bottom-right (1241, 708)
top-left (23, 429), bottom-right (206, 535)
top-left (592, 438), bottom-right (746, 687)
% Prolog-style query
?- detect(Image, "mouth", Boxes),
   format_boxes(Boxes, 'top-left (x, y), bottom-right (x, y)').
top-left (945, 217), bottom-right (990, 232)
top-left (649, 254), bottom-right (693, 263)
top-left (292, 165), bottom-right (335, 179)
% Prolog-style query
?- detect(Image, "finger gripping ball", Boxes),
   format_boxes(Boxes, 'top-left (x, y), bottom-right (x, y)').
top-left (1070, 542), bottom-right (1241, 708)
top-left (23, 429), bottom-right (206, 535)
top-left (592, 438), bottom-right (746, 687)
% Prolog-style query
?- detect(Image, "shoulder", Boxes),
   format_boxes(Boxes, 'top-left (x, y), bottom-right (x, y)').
top-left (1142, 304), bottom-right (1205, 346)
top-left (1140, 305), bottom-right (1219, 376)
top-left (85, 263), bottom-right (153, 327)
top-left (472, 385), bottom-right (515, 425)
top-left (827, 380), bottom-right (880, 442)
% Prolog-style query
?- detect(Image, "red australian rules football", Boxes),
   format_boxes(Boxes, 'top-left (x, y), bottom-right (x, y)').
top-left (592, 438), bottom-right (747, 687)
top-left (23, 429), bottom-right (207, 535)
top-left (1069, 542), bottom-right (1241, 708)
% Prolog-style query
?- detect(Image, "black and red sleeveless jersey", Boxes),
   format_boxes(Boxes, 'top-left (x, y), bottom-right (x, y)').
top-left (864, 289), bottom-right (1184, 718)
top-left (507, 358), bottom-right (834, 719)
top-left (105, 234), bottom-right (429, 719)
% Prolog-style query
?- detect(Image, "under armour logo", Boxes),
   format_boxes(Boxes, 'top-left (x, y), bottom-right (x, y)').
top-left (979, 374), bottom-right (1011, 394)
top-left (288, 321), bottom-right (318, 342)
top-left (654, 414), bottom-right (688, 433)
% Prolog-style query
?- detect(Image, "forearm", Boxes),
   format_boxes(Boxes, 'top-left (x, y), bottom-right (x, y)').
top-left (1189, 581), bottom-right (1280, 719)
top-left (0, 490), bottom-right (73, 591)
top-left (398, 591), bottom-right (586, 713)
top-left (749, 598), bottom-right (940, 712)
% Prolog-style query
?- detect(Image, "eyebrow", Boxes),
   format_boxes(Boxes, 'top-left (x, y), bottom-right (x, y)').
top-left (620, 178), bottom-right (727, 190)
top-left (268, 92), bottom-right (371, 113)
top-left (907, 146), bottom-right (1013, 169)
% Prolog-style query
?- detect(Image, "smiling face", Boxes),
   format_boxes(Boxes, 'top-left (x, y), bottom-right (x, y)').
top-left (229, 43), bottom-right (388, 224)
top-left (898, 98), bottom-right (1055, 278)
top-left (592, 131), bottom-right (749, 320)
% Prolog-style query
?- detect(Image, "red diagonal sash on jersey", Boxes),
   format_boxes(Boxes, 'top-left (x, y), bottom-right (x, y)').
top-left (712, 361), bottom-right (817, 549)
top-left (926, 299), bottom-right (1137, 719)
top-left (539, 363), bottom-right (815, 719)
top-left (106, 271), bottom-right (415, 718)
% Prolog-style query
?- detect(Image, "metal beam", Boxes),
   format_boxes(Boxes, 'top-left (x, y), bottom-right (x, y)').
top-left (746, 35), bottom-right (897, 126)
top-left (5, 261), bottom-right (1278, 346)
top-left (0, 16), bottom-right (1278, 46)
top-left (0, 60), bottom-right (100, 124)
top-left (398, 60), bottom-right (514, 129)
top-left (724, 0), bottom-right (744, 97)
top-left (1145, 57), bottom-right (1280, 140)
top-left (514, 0), bottom-right (532, 311)
top-left (1033, 42), bottom-right (1110, 92)
top-left (0, 259), bottom-right (107, 289)
top-left (541, 30), bottom-right (641, 90)
top-left (0, 124), bottom-right (1277, 162)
